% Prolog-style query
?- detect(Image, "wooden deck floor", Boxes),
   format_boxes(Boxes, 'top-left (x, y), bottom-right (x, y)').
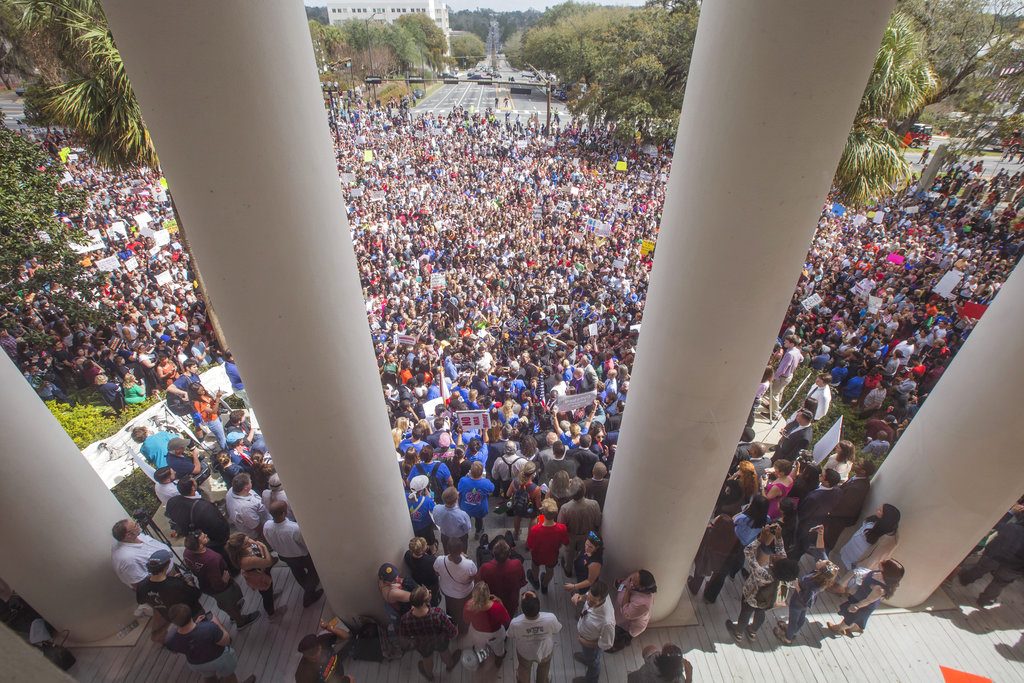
top-left (69, 516), bottom-right (1024, 683)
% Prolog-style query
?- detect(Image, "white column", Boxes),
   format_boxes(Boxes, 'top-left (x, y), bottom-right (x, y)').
top-left (102, 1), bottom-right (412, 617)
top-left (865, 264), bottom-right (1024, 608)
top-left (0, 356), bottom-right (136, 640)
top-left (601, 0), bottom-right (896, 621)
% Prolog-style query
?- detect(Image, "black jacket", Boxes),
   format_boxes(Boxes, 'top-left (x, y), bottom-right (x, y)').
top-left (166, 496), bottom-right (230, 545)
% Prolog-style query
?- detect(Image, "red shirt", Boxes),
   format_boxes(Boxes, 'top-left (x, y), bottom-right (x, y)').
top-left (526, 522), bottom-right (570, 567)
top-left (463, 599), bottom-right (510, 634)
top-left (478, 559), bottom-right (527, 615)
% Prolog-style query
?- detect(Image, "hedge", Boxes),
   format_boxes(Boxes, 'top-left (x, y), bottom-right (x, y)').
top-left (46, 394), bottom-right (159, 449)
top-left (111, 467), bottom-right (161, 517)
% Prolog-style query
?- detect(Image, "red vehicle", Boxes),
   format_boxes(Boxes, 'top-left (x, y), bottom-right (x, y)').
top-left (907, 123), bottom-right (932, 147)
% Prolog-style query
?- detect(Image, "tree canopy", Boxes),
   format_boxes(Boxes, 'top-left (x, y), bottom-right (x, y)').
top-left (0, 121), bottom-right (110, 342)
top-left (450, 33), bottom-right (486, 69)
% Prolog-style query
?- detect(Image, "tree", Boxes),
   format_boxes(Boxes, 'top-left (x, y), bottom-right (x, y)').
top-left (305, 5), bottom-right (328, 26)
top-left (0, 120), bottom-right (110, 345)
top-left (17, 0), bottom-right (227, 347)
top-left (396, 14), bottom-right (447, 71)
top-left (0, 2), bottom-right (35, 89)
top-left (834, 12), bottom-right (937, 206)
top-left (450, 34), bottom-right (485, 69)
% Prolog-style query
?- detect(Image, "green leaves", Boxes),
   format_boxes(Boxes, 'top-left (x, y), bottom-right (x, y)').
top-left (0, 125), bottom-right (111, 340)
top-left (450, 34), bottom-right (485, 68)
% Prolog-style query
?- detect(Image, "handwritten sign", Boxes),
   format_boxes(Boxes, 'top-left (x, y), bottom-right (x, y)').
top-left (868, 295), bottom-right (883, 314)
top-left (396, 334), bottom-right (419, 346)
top-left (456, 410), bottom-right (491, 431)
top-left (587, 322), bottom-right (598, 338)
top-left (154, 270), bottom-right (173, 286)
top-left (95, 256), bottom-right (120, 272)
top-left (124, 256), bottom-right (139, 272)
top-left (800, 293), bottom-right (823, 311)
top-left (639, 239), bottom-right (655, 256)
top-left (612, 259), bottom-right (626, 270)
top-left (163, 218), bottom-right (178, 234)
top-left (555, 390), bottom-right (598, 413)
top-left (430, 272), bottom-right (447, 290)
top-left (615, 160), bottom-right (627, 172)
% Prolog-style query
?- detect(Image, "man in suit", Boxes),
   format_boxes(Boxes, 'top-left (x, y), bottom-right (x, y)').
top-left (773, 409), bottom-right (813, 463)
top-left (793, 468), bottom-right (843, 558)
top-left (823, 461), bottom-right (875, 551)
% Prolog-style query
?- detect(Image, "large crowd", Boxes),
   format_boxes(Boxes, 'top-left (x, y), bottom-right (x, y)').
top-left (5, 96), bottom-right (1024, 682)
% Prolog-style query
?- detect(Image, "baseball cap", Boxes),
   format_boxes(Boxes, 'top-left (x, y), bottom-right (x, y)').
top-left (378, 563), bottom-right (398, 581)
top-left (226, 431), bottom-right (245, 445)
top-left (147, 548), bottom-right (173, 572)
top-left (167, 437), bottom-right (189, 451)
top-left (297, 634), bottom-right (320, 653)
top-left (410, 475), bottom-right (430, 493)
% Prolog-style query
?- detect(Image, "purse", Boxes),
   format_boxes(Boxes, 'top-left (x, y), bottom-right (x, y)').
top-left (243, 568), bottom-right (272, 592)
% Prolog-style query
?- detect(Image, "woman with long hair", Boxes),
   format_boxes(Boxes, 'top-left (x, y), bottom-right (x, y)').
top-left (775, 525), bottom-right (838, 644)
top-left (225, 532), bottom-right (282, 619)
top-left (547, 470), bottom-right (575, 510)
top-left (392, 416), bottom-right (411, 451)
top-left (506, 462), bottom-right (543, 540)
top-left (765, 459), bottom-right (795, 519)
top-left (190, 384), bottom-right (226, 450)
top-left (462, 581), bottom-right (512, 677)
top-left (821, 439), bottom-right (856, 481)
top-left (828, 559), bottom-right (905, 636)
top-left (701, 495), bottom-right (771, 603)
top-left (834, 504), bottom-right (901, 594)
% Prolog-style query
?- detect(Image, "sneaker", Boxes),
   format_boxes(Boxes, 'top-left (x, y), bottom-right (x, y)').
top-left (773, 625), bottom-right (793, 644)
top-left (724, 620), bottom-right (743, 641)
top-left (303, 588), bottom-right (324, 608)
top-left (746, 628), bottom-right (758, 641)
top-left (527, 571), bottom-right (540, 589)
top-left (236, 612), bottom-right (261, 630)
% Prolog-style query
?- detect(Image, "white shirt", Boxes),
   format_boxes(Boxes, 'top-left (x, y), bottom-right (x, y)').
top-left (154, 481), bottom-right (178, 506)
top-left (806, 383), bottom-right (832, 421)
top-left (111, 533), bottom-right (168, 587)
top-left (261, 489), bottom-right (295, 521)
top-left (509, 612), bottom-right (562, 661)
top-left (262, 519), bottom-right (308, 558)
top-left (434, 554), bottom-right (477, 599)
top-left (576, 597), bottom-right (616, 650)
top-left (225, 489), bottom-right (267, 538)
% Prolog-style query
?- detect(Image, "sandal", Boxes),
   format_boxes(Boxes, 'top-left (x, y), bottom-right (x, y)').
top-left (773, 625), bottom-right (793, 644)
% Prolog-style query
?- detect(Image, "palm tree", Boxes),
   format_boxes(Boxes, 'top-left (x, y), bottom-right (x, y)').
top-left (834, 12), bottom-right (937, 206)
top-left (17, 0), bottom-right (228, 350)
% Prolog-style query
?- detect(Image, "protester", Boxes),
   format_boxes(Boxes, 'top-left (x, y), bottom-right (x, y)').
top-left (377, 562), bottom-right (413, 629)
top-left (462, 580), bottom-right (512, 676)
top-left (182, 531), bottom-right (258, 628)
top-left (398, 585), bottom-right (460, 680)
top-left (626, 643), bottom-right (692, 682)
top-left (508, 590), bottom-right (562, 683)
top-left (405, 537), bottom-right (442, 607)
top-left (507, 462), bottom-right (544, 540)
top-left (262, 500), bottom-right (323, 608)
top-left (834, 504), bottom-right (902, 594)
top-left (458, 462), bottom-right (495, 539)
top-left (526, 498), bottom-right (571, 595)
top-left (565, 531), bottom-right (604, 595)
top-left (295, 622), bottom-right (354, 683)
top-left (724, 526), bottom-right (801, 642)
top-left (135, 549), bottom-right (203, 643)
top-left (434, 486), bottom-right (472, 554)
top-left (558, 483), bottom-right (602, 578)
top-left (571, 579), bottom-right (616, 683)
top-left (166, 475), bottom-right (230, 555)
top-left (165, 604), bottom-right (255, 683)
top-left (823, 461), bottom-right (875, 551)
top-left (225, 473), bottom-right (268, 541)
top-left (774, 525), bottom-right (838, 644)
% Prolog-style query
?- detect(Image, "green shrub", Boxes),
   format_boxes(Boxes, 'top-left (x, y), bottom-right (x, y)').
top-left (111, 467), bottom-right (160, 516)
top-left (46, 395), bottom-right (159, 448)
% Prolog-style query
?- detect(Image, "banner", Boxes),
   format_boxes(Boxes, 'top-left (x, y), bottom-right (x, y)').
top-left (456, 410), bottom-right (491, 431)
top-left (555, 390), bottom-right (597, 412)
top-left (812, 415), bottom-right (843, 464)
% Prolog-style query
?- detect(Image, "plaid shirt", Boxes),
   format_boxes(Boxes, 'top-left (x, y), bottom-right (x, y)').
top-left (398, 607), bottom-right (458, 649)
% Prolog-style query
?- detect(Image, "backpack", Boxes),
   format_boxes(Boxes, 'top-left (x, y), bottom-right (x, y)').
top-left (753, 579), bottom-right (781, 610)
top-left (415, 462), bottom-right (444, 502)
top-left (511, 482), bottom-right (537, 518)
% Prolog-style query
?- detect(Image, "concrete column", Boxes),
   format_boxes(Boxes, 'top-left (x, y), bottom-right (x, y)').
top-left (0, 355), bottom-right (136, 640)
top-left (865, 264), bottom-right (1024, 607)
top-left (601, 0), bottom-right (896, 621)
top-left (102, 1), bottom-right (412, 617)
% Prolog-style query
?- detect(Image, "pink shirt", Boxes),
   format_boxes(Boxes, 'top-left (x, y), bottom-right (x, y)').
top-left (615, 588), bottom-right (653, 637)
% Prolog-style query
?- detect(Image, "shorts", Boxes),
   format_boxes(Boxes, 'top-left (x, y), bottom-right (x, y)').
top-left (189, 646), bottom-right (238, 676)
top-left (210, 580), bottom-right (243, 613)
top-left (415, 638), bottom-right (451, 659)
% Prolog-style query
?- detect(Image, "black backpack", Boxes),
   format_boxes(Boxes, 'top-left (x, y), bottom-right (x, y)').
top-left (511, 482), bottom-right (537, 517)
top-left (415, 462), bottom-right (444, 502)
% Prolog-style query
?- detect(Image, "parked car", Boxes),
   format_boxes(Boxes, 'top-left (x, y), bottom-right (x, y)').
top-left (412, 89), bottom-right (424, 98)
top-left (908, 123), bottom-right (932, 147)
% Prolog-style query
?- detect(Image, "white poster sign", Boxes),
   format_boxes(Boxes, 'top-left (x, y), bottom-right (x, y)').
top-left (396, 334), bottom-right (419, 346)
top-left (555, 390), bottom-right (597, 412)
top-left (430, 272), bottom-right (447, 290)
top-left (152, 228), bottom-right (171, 247)
top-left (109, 221), bottom-right (128, 238)
top-left (349, 187), bottom-right (364, 198)
top-left (134, 211), bottom-right (153, 228)
top-left (852, 215), bottom-right (868, 227)
top-left (594, 222), bottom-right (612, 237)
top-left (154, 270), bottom-right (173, 286)
top-left (612, 259), bottom-right (626, 270)
top-left (813, 415), bottom-right (843, 464)
top-left (124, 256), bottom-right (139, 272)
top-left (867, 295), bottom-right (883, 313)
top-left (586, 322), bottom-right (598, 338)
top-left (95, 256), bottom-right (120, 272)
top-left (456, 410), bottom-right (491, 431)
top-left (370, 190), bottom-right (386, 202)
top-left (800, 293), bottom-right (823, 311)
top-left (932, 269), bottom-right (963, 300)
top-left (851, 278), bottom-right (875, 298)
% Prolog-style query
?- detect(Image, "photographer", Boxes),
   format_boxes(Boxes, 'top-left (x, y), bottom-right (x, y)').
top-left (725, 524), bottom-right (801, 642)
top-left (166, 437), bottom-right (203, 480)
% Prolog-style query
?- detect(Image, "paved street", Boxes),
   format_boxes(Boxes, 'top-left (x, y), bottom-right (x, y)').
top-left (411, 77), bottom-right (568, 121)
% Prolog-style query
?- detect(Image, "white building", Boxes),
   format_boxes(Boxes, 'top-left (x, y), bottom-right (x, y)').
top-left (327, 0), bottom-right (450, 38)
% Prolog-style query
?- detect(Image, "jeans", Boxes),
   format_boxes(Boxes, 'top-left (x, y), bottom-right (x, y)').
top-left (736, 600), bottom-right (766, 633)
top-left (579, 643), bottom-right (601, 682)
top-left (959, 555), bottom-right (1024, 603)
top-left (786, 602), bottom-right (809, 640)
top-left (205, 418), bottom-right (227, 450)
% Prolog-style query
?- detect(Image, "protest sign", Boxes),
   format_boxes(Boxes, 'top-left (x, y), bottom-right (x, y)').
top-left (639, 239), bottom-right (655, 256)
top-left (396, 334), bottom-right (418, 346)
top-left (163, 218), bottom-right (178, 234)
top-left (430, 272), bottom-right (447, 290)
top-left (616, 202), bottom-right (629, 213)
top-left (405, 166), bottom-right (414, 176)
top-left (87, 229), bottom-right (103, 242)
top-left (363, 150), bottom-right (374, 162)
top-left (340, 172), bottom-right (356, 184)
top-left (58, 147), bottom-right (71, 163)
top-left (587, 322), bottom-right (598, 338)
top-left (149, 246), bottom-right (161, 256)
top-left (135, 212), bottom-right (153, 228)
top-left (124, 256), bottom-right (139, 272)
top-left (349, 187), bottom-right (364, 198)
top-left (800, 293), bottom-right (823, 311)
top-left (71, 239), bottom-right (104, 254)
top-left (873, 211), bottom-right (885, 224)
top-left (585, 217), bottom-right (600, 232)
top-left (95, 256), bottom-right (120, 272)
top-left (516, 140), bottom-right (527, 149)
top-left (356, 135), bottom-right (366, 145)
top-left (556, 390), bottom-right (597, 412)
top-left (852, 215), bottom-right (868, 227)
top-left (159, 177), bottom-right (169, 190)
top-left (642, 143), bottom-right (658, 157)
top-left (615, 160), bottom-right (627, 172)
top-left (851, 278), bottom-right (875, 298)
top-left (812, 415), bottom-right (843, 464)
top-left (868, 295), bottom-right (883, 313)
top-left (155, 270), bottom-right (173, 286)
top-left (612, 258), bottom-right (626, 270)
top-left (138, 224), bottom-right (155, 237)
top-left (556, 201), bottom-right (570, 214)
top-left (457, 410), bottom-right (491, 431)
top-left (370, 190), bottom-right (386, 202)
top-left (903, 205), bottom-right (920, 214)
top-left (594, 222), bottom-right (612, 237)
top-left (638, 171), bottom-right (652, 182)
top-left (831, 202), bottom-right (847, 217)
top-left (958, 301), bottom-right (988, 321)
top-left (932, 269), bottom-right (962, 300)
top-left (152, 229), bottom-right (171, 247)
top-left (886, 253), bottom-right (905, 265)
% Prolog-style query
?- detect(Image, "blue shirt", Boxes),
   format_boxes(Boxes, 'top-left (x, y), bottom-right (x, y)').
top-left (408, 494), bottom-right (436, 530)
top-left (458, 476), bottom-right (495, 518)
top-left (140, 431), bottom-right (175, 469)
top-left (733, 513), bottom-right (762, 547)
top-left (224, 362), bottom-right (244, 391)
top-left (398, 439), bottom-right (427, 455)
top-left (407, 461), bottom-right (452, 489)
top-left (432, 504), bottom-right (472, 538)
